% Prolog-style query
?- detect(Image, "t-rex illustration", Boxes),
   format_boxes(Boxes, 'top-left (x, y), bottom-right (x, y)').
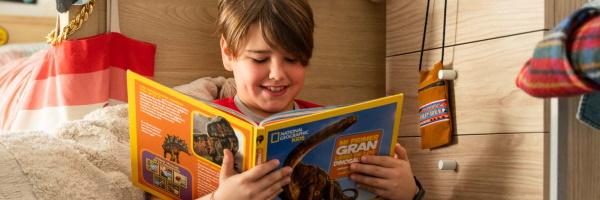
top-left (280, 115), bottom-right (360, 200)
top-left (162, 135), bottom-right (190, 163)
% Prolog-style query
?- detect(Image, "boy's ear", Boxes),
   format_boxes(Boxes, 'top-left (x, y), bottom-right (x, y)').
top-left (220, 36), bottom-right (233, 71)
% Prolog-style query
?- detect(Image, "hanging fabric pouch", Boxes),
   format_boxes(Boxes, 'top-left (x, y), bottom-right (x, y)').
top-left (417, 0), bottom-right (453, 149)
top-left (418, 62), bottom-right (452, 149)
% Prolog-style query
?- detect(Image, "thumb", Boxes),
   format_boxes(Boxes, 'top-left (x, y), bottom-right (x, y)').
top-left (219, 149), bottom-right (236, 181)
top-left (395, 143), bottom-right (409, 161)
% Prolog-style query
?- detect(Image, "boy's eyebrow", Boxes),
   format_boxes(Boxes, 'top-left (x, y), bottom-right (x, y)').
top-left (245, 50), bottom-right (272, 54)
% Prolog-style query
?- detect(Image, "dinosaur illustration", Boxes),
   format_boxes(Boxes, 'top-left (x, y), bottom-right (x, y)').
top-left (162, 135), bottom-right (190, 163)
top-left (280, 115), bottom-right (360, 200)
top-left (193, 116), bottom-right (239, 166)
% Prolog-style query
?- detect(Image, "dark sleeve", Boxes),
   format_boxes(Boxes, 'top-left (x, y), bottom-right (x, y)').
top-left (413, 176), bottom-right (425, 200)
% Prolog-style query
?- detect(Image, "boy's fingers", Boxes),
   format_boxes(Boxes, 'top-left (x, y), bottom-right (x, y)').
top-left (257, 175), bottom-right (289, 200)
top-left (395, 143), bottom-right (409, 161)
top-left (350, 173), bottom-right (388, 190)
top-left (245, 159), bottom-right (281, 181)
top-left (257, 178), bottom-right (290, 199)
top-left (263, 188), bottom-right (284, 200)
top-left (350, 163), bottom-right (390, 178)
top-left (255, 166), bottom-right (292, 190)
top-left (219, 149), bottom-right (236, 181)
top-left (360, 155), bottom-right (398, 168)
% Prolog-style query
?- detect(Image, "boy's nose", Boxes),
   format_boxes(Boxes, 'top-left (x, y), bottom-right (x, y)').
top-left (268, 61), bottom-right (286, 81)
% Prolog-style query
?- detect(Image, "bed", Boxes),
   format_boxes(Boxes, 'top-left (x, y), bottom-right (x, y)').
top-left (0, 0), bottom-right (385, 199)
top-left (0, 77), bottom-right (234, 199)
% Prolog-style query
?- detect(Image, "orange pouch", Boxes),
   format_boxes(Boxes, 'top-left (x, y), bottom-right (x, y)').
top-left (418, 62), bottom-right (452, 149)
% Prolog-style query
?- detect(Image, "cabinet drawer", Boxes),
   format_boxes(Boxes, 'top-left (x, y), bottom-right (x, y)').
top-left (387, 32), bottom-right (546, 137)
top-left (398, 133), bottom-right (546, 200)
top-left (387, 0), bottom-right (547, 55)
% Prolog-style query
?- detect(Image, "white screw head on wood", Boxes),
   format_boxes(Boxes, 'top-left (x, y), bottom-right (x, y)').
top-left (438, 160), bottom-right (457, 170)
top-left (438, 69), bottom-right (458, 80)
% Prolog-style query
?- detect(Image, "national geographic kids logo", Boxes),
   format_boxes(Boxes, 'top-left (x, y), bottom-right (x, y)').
top-left (270, 127), bottom-right (309, 143)
top-left (0, 26), bottom-right (8, 45)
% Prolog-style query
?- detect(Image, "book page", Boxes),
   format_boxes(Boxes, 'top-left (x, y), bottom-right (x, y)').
top-left (258, 106), bottom-right (338, 126)
top-left (128, 71), bottom-right (255, 200)
top-left (259, 94), bottom-right (403, 200)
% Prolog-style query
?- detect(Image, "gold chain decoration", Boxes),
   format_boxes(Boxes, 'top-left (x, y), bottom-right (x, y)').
top-left (46, 0), bottom-right (96, 45)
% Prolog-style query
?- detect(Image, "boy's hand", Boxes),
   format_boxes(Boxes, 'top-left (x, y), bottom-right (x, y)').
top-left (213, 149), bottom-right (292, 200)
top-left (349, 143), bottom-right (417, 200)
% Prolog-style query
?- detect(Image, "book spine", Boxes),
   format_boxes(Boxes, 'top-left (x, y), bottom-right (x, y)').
top-left (252, 127), bottom-right (268, 167)
top-left (390, 96), bottom-right (403, 156)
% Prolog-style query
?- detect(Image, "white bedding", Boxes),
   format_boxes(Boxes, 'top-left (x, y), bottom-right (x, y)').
top-left (0, 76), bottom-right (235, 199)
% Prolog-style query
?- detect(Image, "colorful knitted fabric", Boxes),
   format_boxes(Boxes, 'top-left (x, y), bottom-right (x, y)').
top-left (516, 6), bottom-right (600, 97)
top-left (571, 16), bottom-right (600, 86)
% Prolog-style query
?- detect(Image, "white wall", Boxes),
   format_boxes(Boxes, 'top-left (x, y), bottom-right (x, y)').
top-left (0, 0), bottom-right (56, 17)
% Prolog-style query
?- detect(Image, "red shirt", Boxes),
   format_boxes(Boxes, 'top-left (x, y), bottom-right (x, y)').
top-left (212, 98), bottom-right (321, 113)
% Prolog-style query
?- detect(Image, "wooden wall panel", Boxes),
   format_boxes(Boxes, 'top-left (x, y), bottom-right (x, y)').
top-left (387, 32), bottom-right (546, 137)
top-left (562, 96), bottom-right (600, 200)
top-left (303, 0), bottom-right (386, 105)
top-left (564, 97), bottom-right (600, 200)
top-left (67, 0), bottom-right (107, 40)
top-left (119, 0), bottom-right (224, 87)
top-left (554, 0), bottom-right (589, 23)
top-left (0, 15), bottom-right (55, 44)
top-left (398, 133), bottom-right (545, 200)
top-left (68, 0), bottom-right (385, 106)
top-left (451, 32), bottom-right (546, 135)
top-left (387, 0), bottom-right (547, 56)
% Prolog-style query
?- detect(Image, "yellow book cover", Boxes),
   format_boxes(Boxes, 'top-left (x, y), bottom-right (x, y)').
top-left (127, 70), bottom-right (404, 200)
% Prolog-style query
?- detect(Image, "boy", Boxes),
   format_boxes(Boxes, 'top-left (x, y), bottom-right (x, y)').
top-left (202, 0), bottom-right (423, 199)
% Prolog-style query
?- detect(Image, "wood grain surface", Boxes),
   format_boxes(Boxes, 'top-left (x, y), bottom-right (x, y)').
top-left (387, 32), bottom-right (546, 137)
top-left (387, 0), bottom-right (547, 56)
top-left (0, 15), bottom-right (55, 44)
top-left (398, 133), bottom-right (546, 200)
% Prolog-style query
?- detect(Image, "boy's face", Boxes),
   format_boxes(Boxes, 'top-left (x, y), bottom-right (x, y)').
top-left (221, 25), bottom-right (307, 117)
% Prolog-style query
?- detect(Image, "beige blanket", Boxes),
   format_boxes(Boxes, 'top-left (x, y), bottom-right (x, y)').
top-left (0, 76), bottom-right (235, 200)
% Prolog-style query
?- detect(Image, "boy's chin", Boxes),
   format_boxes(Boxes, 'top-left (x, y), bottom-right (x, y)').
top-left (260, 103), bottom-right (293, 114)
top-left (262, 107), bottom-right (288, 114)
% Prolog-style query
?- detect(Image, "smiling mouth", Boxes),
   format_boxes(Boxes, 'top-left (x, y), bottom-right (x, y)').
top-left (265, 86), bottom-right (285, 92)
top-left (261, 85), bottom-right (289, 95)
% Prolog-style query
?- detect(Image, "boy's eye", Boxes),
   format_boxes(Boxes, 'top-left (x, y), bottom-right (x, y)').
top-left (252, 58), bottom-right (268, 63)
top-left (284, 57), bottom-right (298, 63)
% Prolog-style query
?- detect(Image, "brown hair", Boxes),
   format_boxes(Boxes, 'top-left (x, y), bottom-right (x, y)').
top-left (217, 0), bottom-right (314, 65)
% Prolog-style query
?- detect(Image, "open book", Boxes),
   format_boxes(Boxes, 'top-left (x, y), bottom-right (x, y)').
top-left (127, 70), bottom-right (404, 200)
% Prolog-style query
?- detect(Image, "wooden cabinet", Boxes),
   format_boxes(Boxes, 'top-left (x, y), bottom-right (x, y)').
top-left (398, 133), bottom-right (545, 200)
top-left (387, 0), bottom-right (547, 56)
top-left (387, 32), bottom-right (546, 137)
top-left (387, 0), bottom-right (550, 199)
